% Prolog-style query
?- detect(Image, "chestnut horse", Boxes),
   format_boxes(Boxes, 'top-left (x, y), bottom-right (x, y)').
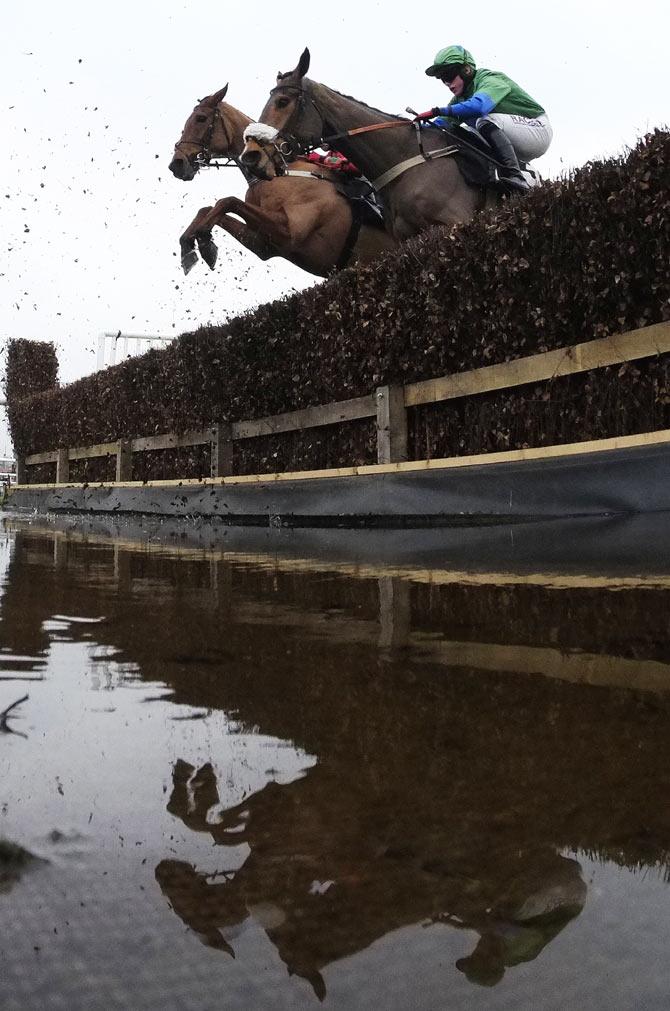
top-left (169, 85), bottom-right (395, 276)
top-left (241, 49), bottom-right (497, 241)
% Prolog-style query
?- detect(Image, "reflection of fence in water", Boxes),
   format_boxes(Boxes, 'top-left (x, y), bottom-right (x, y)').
top-left (36, 530), bottom-right (670, 695)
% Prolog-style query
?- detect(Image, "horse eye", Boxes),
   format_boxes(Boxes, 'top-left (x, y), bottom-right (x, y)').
top-left (276, 97), bottom-right (290, 109)
top-left (195, 114), bottom-right (207, 123)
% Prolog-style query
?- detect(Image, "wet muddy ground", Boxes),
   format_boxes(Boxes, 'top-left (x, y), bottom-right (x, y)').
top-left (2, 513), bottom-right (670, 1009)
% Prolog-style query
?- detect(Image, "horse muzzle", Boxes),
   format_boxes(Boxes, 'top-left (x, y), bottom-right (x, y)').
top-left (239, 148), bottom-right (264, 171)
top-left (168, 155), bottom-right (199, 181)
top-left (239, 148), bottom-right (274, 180)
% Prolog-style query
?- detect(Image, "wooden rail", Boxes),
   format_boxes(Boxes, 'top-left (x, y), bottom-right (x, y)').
top-left (21, 396), bottom-right (381, 482)
top-left (18, 321), bottom-right (670, 484)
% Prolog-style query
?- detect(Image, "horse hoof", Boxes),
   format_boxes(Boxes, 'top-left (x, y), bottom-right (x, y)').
top-left (181, 249), bottom-right (199, 275)
top-left (197, 238), bottom-right (218, 271)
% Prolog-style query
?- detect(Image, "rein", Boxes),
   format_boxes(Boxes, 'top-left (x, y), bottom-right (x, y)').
top-left (266, 80), bottom-right (506, 192)
top-left (269, 81), bottom-right (413, 149)
top-left (323, 120), bottom-right (411, 143)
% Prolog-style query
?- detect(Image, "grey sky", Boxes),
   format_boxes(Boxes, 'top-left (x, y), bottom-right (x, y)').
top-left (2, 0), bottom-right (668, 456)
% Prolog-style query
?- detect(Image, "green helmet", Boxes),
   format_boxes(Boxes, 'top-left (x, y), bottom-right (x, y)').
top-left (425, 45), bottom-right (476, 77)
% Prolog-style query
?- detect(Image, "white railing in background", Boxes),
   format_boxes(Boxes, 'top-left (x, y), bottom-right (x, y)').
top-left (97, 332), bottom-right (173, 370)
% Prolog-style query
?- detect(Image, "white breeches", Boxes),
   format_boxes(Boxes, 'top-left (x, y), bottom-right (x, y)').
top-left (476, 112), bottom-right (553, 162)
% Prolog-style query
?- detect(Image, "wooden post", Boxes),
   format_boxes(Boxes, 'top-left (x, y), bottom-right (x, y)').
top-left (378, 577), bottom-right (411, 650)
top-left (116, 440), bottom-right (132, 482)
top-left (376, 385), bottom-right (408, 464)
top-left (15, 458), bottom-right (26, 485)
top-left (210, 423), bottom-right (233, 478)
top-left (113, 544), bottom-right (132, 591)
top-left (53, 534), bottom-right (68, 569)
top-left (209, 558), bottom-right (233, 611)
top-left (56, 448), bottom-right (69, 484)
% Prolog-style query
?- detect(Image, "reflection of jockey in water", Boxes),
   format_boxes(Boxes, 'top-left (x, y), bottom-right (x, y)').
top-left (455, 912), bottom-right (574, 987)
top-left (440, 855), bottom-right (587, 987)
top-left (415, 45), bottom-right (553, 192)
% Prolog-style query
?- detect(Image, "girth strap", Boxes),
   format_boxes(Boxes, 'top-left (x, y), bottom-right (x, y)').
top-left (336, 216), bottom-right (362, 270)
top-left (372, 146), bottom-right (459, 191)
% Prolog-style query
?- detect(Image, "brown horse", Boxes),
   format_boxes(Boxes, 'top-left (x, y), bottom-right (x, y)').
top-left (241, 49), bottom-right (497, 241)
top-left (169, 85), bottom-right (395, 276)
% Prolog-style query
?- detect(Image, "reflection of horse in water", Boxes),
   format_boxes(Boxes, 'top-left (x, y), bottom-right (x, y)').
top-left (241, 48), bottom-right (501, 241)
top-left (156, 759), bottom-right (586, 998)
top-left (169, 86), bottom-right (395, 278)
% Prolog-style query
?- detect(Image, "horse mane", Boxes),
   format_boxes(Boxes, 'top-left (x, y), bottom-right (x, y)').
top-left (325, 85), bottom-right (408, 120)
top-left (312, 80), bottom-right (407, 121)
top-left (273, 73), bottom-right (407, 122)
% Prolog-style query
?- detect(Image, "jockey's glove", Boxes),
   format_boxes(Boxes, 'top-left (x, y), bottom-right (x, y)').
top-left (413, 107), bottom-right (443, 122)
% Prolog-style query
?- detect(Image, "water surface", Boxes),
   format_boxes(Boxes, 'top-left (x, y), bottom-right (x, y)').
top-left (2, 515), bottom-right (670, 1009)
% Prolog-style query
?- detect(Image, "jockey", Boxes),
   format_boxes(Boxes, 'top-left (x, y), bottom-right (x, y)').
top-left (415, 45), bottom-right (553, 192)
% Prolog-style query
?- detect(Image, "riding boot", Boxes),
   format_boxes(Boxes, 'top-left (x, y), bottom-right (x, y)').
top-left (478, 120), bottom-right (529, 193)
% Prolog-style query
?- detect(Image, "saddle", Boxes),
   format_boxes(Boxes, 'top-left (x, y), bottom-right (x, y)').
top-left (431, 122), bottom-right (540, 192)
top-left (330, 175), bottom-right (387, 230)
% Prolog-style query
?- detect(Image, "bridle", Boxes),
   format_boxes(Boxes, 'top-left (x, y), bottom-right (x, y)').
top-left (266, 79), bottom-right (327, 157)
top-left (173, 102), bottom-right (239, 169)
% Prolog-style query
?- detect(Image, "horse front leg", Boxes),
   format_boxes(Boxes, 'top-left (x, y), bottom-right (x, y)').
top-left (208, 213), bottom-right (278, 263)
top-left (180, 205), bottom-right (215, 275)
top-left (194, 197), bottom-right (292, 262)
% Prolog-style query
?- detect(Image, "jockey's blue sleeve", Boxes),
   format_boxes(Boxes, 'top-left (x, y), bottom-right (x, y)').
top-left (440, 91), bottom-right (497, 119)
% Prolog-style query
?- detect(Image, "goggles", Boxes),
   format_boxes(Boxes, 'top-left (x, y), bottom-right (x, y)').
top-left (437, 63), bottom-right (465, 84)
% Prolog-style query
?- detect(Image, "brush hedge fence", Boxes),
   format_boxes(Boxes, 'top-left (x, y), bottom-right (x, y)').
top-left (7, 129), bottom-right (670, 482)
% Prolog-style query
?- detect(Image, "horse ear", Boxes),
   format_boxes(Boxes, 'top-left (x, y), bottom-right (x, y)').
top-left (209, 83), bottom-right (229, 105)
top-left (297, 48), bottom-right (310, 78)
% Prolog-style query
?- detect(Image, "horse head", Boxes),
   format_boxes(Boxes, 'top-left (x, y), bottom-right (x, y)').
top-left (240, 49), bottom-right (325, 177)
top-left (169, 84), bottom-right (234, 180)
top-left (239, 122), bottom-right (291, 181)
